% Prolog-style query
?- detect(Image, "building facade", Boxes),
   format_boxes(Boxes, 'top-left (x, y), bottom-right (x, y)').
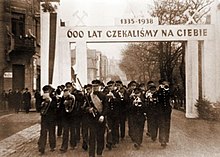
top-left (0, 0), bottom-right (40, 93)
top-left (71, 48), bottom-right (108, 84)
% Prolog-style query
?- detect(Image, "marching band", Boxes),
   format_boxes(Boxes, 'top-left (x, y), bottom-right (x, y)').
top-left (38, 79), bottom-right (173, 157)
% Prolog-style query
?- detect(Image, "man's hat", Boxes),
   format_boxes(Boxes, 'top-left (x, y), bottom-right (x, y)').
top-left (147, 81), bottom-right (154, 85)
top-left (65, 82), bottom-right (73, 87)
top-left (86, 84), bottom-right (92, 88)
top-left (163, 81), bottom-right (169, 86)
top-left (128, 80), bottom-right (137, 87)
top-left (159, 79), bottom-right (166, 84)
top-left (115, 80), bottom-right (122, 84)
top-left (91, 79), bottom-right (101, 86)
top-left (42, 85), bottom-right (52, 92)
top-left (107, 80), bottom-right (115, 86)
top-left (149, 83), bottom-right (156, 89)
top-left (130, 80), bottom-right (137, 84)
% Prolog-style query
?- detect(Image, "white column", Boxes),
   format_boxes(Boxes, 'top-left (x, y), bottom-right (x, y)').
top-left (40, 7), bottom-right (50, 89)
top-left (202, 40), bottom-right (216, 102)
top-left (53, 38), bottom-right (71, 87)
top-left (212, 0), bottom-right (220, 100)
top-left (75, 40), bottom-right (87, 86)
top-left (185, 41), bottom-right (199, 118)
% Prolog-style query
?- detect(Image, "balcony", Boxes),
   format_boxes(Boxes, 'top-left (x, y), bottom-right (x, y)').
top-left (7, 35), bottom-right (36, 62)
top-left (13, 36), bottom-right (36, 54)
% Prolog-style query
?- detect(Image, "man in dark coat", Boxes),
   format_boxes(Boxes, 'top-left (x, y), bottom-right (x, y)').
top-left (13, 89), bottom-right (22, 113)
top-left (38, 85), bottom-right (57, 155)
top-left (157, 79), bottom-right (172, 148)
top-left (81, 84), bottom-right (92, 151)
top-left (145, 82), bottom-right (159, 142)
top-left (128, 87), bottom-right (147, 149)
top-left (34, 90), bottom-right (42, 113)
top-left (7, 89), bottom-right (13, 110)
top-left (22, 88), bottom-right (31, 113)
top-left (127, 81), bottom-right (137, 141)
top-left (60, 82), bottom-right (84, 152)
top-left (105, 80), bottom-right (121, 150)
top-left (84, 79), bottom-right (108, 157)
top-left (116, 81), bottom-right (129, 141)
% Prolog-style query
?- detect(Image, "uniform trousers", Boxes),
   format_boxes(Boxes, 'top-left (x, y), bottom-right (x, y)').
top-left (148, 111), bottom-right (159, 141)
top-left (82, 114), bottom-right (89, 145)
top-left (158, 109), bottom-right (172, 144)
top-left (130, 114), bottom-right (145, 145)
top-left (75, 116), bottom-right (81, 143)
top-left (38, 117), bottom-right (56, 152)
top-left (88, 119), bottom-right (105, 157)
top-left (106, 115), bottom-right (119, 145)
top-left (128, 113), bottom-right (134, 141)
top-left (61, 118), bottom-right (77, 150)
top-left (119, 113), bottom-right (126, 139)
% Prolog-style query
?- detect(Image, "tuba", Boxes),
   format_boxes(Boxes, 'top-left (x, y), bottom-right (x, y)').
top-left (64, 93), bottom-right (75, 113)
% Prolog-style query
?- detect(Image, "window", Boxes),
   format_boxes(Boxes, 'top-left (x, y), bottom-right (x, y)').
top-left (11, 12), bottom-right (25, 37)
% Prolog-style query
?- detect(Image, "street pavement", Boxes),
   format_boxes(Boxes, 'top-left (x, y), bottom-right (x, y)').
top-left (0, 110), bottom-right (220, 157)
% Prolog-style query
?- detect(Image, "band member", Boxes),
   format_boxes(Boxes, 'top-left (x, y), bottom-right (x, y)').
top-left (105, 80), bottom-right (120, 150)
top-left (81, 84), bottom-right (92, 151)
top-left (128, 87), bottom-right (147, 149)
top-left (60, 83), bottom-right (76, 152)
top-left (38, 85), bottom-right (57, 155)
top-left (84, 79), bottom-right (108, 157)
top-left (55, 85), bottom-right (64, 137)
top-left (69, 82), bottom-right (84, 145)
top-left (127, 80), bottom-right (137, 141)
top-left (145, 81), bottom-right (155, 137)
top-left (145, 82), bottom-right (159, 142)
top-left (157, 79), bottom-right (172, 148)
top-left (115, 80), bottom-right (128, 141)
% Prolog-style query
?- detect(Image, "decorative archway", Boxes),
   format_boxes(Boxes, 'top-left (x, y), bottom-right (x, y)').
top-left (40, 1), bottom-right (220, 118)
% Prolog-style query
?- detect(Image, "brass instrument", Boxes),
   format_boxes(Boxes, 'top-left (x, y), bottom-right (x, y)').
top-left (106, 91), bottom-right (115, 102)
top-left (40, 98), bottom-right (51, 116)
top-left (118, 91), bottom-right (124, 101)
top-left (64, 93), bottom-right (75, 113)
top-left (159, 84), bottom-right (169, 91)
top-left (133, 96), bottom-right (142, 107)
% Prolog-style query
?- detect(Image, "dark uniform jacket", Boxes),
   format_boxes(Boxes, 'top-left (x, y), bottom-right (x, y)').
top-left (84, 91), bottom-right (108, 122)
top-left (106, 90), bottom-right (120, 117)
top-left (59, 89), bottom-right (84, 120)
top-left (40, 95), bottom-right (57, 122)
top-left (145, 90), bottom-right (159, 116)
top-left (157, 87), bottom-right (172, 113)
top-left (129, 95), bottom-right (147, 116)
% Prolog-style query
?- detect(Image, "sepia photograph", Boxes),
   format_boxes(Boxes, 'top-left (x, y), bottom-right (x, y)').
top-left (0, 0), bottom-right (220, 156)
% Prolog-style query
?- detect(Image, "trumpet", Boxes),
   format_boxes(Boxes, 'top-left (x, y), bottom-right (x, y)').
top-left (159, 84), bottom-right (169, 91)
top-left (133, 96), bottom-right (142, 107)
top-left (64, 94), bottom-right (75, 113)
top-left (106, 91), bottom-right (115, 102)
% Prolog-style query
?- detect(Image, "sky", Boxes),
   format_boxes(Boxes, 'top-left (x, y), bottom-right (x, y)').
top-left (59, 0), bottom-right (154, 59)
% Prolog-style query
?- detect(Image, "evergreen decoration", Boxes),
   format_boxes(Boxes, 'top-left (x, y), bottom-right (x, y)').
top-left (195, 98), bottom-right (220, 121)
top-left (41, 2), bottom-right (57, 13)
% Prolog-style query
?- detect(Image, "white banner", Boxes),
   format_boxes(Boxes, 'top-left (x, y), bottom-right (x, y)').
top-left (60, 24), bottom-right (214, 42)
